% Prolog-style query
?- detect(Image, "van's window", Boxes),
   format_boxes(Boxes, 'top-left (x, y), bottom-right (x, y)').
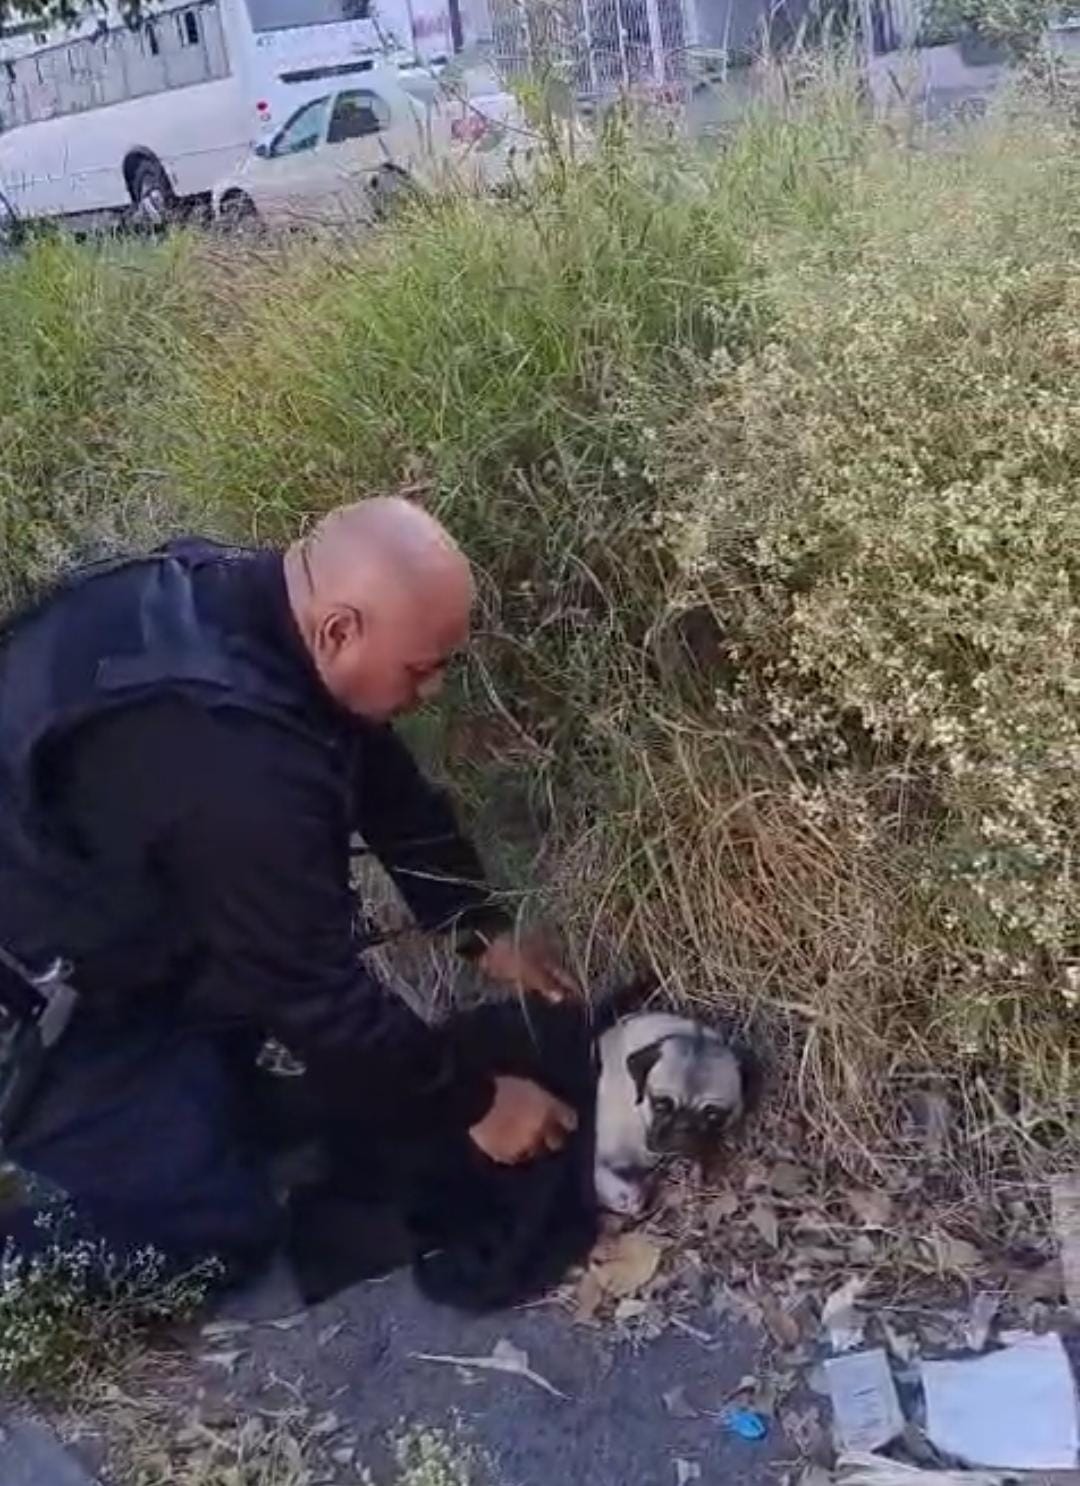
top-left (270, 95), bottom-right (330, 156)
top-left (326, 88), bottom-right (389, 143)
top-left (245, 0), bottom-right (370, 32)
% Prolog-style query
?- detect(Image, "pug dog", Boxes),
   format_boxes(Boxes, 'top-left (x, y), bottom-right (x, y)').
top-left (594, 1012), bottom-right (745, 1217)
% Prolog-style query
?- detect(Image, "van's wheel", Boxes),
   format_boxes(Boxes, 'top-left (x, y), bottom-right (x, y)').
top-left (131, 158), bottom-right (174, 228)
top-left (219, 191), bottom-right (258, 229)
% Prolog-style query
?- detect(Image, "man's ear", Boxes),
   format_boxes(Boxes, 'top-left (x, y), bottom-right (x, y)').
top-left (625, 1040), bottom-right (665, 1105)
top-left (319, 605), bottom-right (361, 657)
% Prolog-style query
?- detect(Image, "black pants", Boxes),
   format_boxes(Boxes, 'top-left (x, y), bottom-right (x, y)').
top-left (3, 997), bottom-right (600, 1311)
top-left (5, 1004), bottom-right (286, 1277)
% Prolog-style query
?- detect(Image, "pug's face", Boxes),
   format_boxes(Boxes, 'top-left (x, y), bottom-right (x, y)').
top-left (627, 1033), bottom-right (744, 1159)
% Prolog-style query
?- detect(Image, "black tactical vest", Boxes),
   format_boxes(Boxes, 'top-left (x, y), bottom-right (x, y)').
top-left (0, 539), bottom-right (338, 986)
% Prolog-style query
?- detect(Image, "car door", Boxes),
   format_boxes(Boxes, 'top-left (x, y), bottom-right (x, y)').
top-left (320, 84), bottom-right (427, 219)
top-left (252, 94), bottom-right (335, 224)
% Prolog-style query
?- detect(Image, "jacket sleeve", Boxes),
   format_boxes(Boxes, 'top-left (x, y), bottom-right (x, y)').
top-left (86, 703), bottom-right (495, 1135)
top-left (352, 724), bottom-right (512, 951)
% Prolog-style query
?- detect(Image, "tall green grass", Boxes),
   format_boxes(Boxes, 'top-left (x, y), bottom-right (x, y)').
top-left (3, 73), bottom-right (1080, 1184)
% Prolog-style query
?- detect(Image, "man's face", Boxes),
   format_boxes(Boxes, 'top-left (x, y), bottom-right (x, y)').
top-left (314, 597), bottom-right (469, 721)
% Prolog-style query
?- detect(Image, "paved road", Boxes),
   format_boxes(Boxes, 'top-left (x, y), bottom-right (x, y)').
top-left (218, 1262), bottom-right (790, 1486)
top-left (1, 1258), bottom-right (791, 1485)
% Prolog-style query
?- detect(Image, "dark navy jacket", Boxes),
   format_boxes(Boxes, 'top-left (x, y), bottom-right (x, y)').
top-left (0, 540), bottom-right (502, 1131)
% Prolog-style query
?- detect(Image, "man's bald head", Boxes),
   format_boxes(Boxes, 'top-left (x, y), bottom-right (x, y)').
top-left (284, 498), bottom-right (474, 720)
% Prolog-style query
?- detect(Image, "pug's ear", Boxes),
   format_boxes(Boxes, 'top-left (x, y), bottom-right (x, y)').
top-left (625, 1040), bottom-right (665, 1105)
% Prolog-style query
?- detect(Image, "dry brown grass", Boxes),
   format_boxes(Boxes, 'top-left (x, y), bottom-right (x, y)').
top-left (2, 67), bottom-right (1079, 1202)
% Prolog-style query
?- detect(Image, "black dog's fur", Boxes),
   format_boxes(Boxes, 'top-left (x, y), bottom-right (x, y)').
top-left (285, 984), bottom-right (761, 1311)
top-left (287, 995), bottom-right (603, 1310)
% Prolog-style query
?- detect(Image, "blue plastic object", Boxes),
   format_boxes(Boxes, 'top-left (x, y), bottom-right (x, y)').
top-left (721, 1407), bottom-right (769, 1442)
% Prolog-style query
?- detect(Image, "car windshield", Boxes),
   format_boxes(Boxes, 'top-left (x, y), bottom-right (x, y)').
top-left (270, 96), bottom-right (331, 156)
top-left (245, 0), bottom-right (371, 33)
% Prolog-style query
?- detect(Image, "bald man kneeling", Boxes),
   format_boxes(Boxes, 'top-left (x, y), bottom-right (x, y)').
top-left (0, 499), bottom-right (577, 1283)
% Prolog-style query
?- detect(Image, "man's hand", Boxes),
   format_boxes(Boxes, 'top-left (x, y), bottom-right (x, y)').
top-left (469, 1075), bottom-right (578, 1165)
top-left (477, 930), bottom-right (580, 1004)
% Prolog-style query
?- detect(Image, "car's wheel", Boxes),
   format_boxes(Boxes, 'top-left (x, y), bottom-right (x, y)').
top-left (130, 158), bottom-right (174, 228)
top-left (219, 191), bottom-right (258, 229)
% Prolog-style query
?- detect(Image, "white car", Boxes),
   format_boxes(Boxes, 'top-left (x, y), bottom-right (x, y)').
top-left (211, 64), bottom-right (528, 227)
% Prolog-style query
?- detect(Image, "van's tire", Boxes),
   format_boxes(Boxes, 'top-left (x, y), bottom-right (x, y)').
top-left (219, 191), bottom-right (258, 228)
top-left (130, 157), bottom-right (174, 228)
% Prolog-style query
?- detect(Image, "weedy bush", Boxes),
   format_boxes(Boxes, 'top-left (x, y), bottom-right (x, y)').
top-left (0, 1227), bottom-right (218, 1395)
top-left (1, 65), bottom-right (1079, 1190)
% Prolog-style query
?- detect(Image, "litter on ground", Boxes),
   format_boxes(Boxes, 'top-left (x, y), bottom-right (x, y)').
top-left (920, 1332), bottom-right (1079, 1470)
top-left (824, 1349), bottom-right (904, 1454)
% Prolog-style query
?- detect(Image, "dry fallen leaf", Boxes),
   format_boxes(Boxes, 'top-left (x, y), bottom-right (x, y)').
top-left (197, 1349), bottom-right (245, 1372)
top-left (663, 1385), bottom-right (699, 1420)
top-left (614, 1297), bottom-right (649, 1324)
top-left (1010, 1257), bottom-right (1064, 1304)
top-left (748, 1202), bottom-right (780, 1249)
top-left (266, 1313), bottom-right (306, 1331)
top-left (706, 1190), bottom-right (741, 1226)
top-left (822, 1276), bottom-right (866, 1352)
top-left (847, 1190), bottom-right (893, 1229)
top-left (199, 1320), bottom-right (251, 1341)
top-left (781, 1404), bottom-right (824, 1454)
top-left (793, 1205), bottom-right (833, 1236)
top-left (798, 1467), bottom-right (833, 1486)
top-left (675, 1461), bottom-right (702, 1486)
top-left (881, 1318), bottom-right (919, 1363)
top-left (797, 1244), bottom-right (848, 1266)
top-left (574, 1269), bottom-right (605, 1321)
top-left (411, 1338), bottom-right (568, 1400)
top-left (926, 1233), bottom-right (984, 1274)
top-left (757, 1287), bottom-right (802, 1349)
top-left (965, 1292), bottom-right (998, 1352)
top-left (770, 1161), bottom-right (811, 1197)
top-left (591, 1232), bottom-right (662, 1298)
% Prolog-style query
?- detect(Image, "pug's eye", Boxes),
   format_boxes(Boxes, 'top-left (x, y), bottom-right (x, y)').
top-left (652, 1097), bottom-right (675, 1118)
top-left (702, 1105), bottom-right (728, 1127)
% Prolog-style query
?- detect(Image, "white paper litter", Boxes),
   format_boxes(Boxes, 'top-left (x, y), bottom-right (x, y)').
top-left (824, 1349), bottom-right (905, 1453)
top-left (921, 1332), bottom-right (1080, 1470)
top-left (836, 1452), bottom-right (1008, 1486)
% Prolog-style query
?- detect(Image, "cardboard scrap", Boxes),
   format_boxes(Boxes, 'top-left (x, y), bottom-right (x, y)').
top-left (921, 1332), bottom-right (1080, 1470)
top-left (824, 1349), bottom-right (904, 1453)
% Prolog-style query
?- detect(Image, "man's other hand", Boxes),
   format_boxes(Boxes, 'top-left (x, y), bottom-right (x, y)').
top-left (478, 930), bottom-right (580, 1004)
top-left (468, 1075), bottom-right (578, 1165)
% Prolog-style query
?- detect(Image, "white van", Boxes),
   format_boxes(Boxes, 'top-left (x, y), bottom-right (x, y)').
top-left (0, 0), bottom-right (456, 227)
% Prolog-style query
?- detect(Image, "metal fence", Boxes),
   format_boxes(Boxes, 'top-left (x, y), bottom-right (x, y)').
top-left (489, 0), bottom-right (691, 94)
